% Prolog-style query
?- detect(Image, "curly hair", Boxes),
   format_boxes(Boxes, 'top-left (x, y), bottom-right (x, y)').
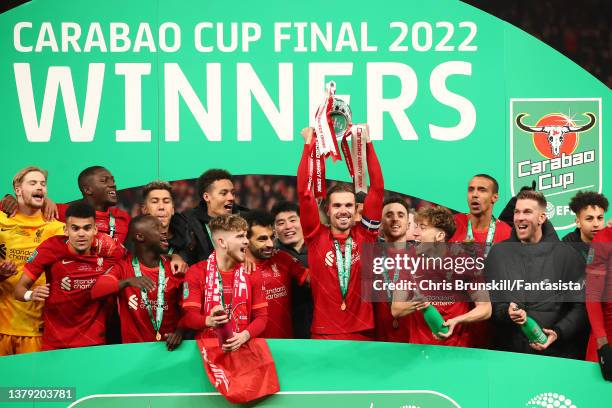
top-left (196, 169), bottom-right (232, 198)
top-left (415, 206), bottom-right (456, 242)
top-left (569, 191), bottom-right (609, 214)
top-left (142, 180), bottom-right (173, 202)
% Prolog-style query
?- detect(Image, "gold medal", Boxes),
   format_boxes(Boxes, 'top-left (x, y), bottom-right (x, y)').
top-left (341, 301), bottom-right (347, 311)
top-left (156, 331), bottom-right (161, 341)
top-left (392, 319), bottom-right (399, 329)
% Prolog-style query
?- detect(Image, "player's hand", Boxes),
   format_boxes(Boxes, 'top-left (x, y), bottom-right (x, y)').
top-left (206, 305), bottom-right (229, 328)
top-left (42, 198), bottom-right (59, 221)
top-left (31, 284), bottom-right (50, 301)
top-left (597, 336), bottom-right (609, 350)
top-left (164, 329), bottom-right (184, 351)
top-left (607, 219), bottom-right (612, 229)
top-left (437, 318), bottom-right (458, 339)
top-left (301, 127), bottom-right (314, 145)
top-left (126, 276), bottom-right (155, 291)
top-left (529, 328), bottom-right (558, 351)
top-left (170, 254), bottom-right (188, 276)
top-left (597, 343), bottom-right (612, 381)
top-left (1, 194), bottom-right (18, 217)
top-left (222, 330), bottom-right (250, 352)
top-left (0, 260), bottom-right (17, 280)
top-left (509, 302), bottom-right (527, 325)
top-left (411, 301), bottom-right (431, 312)
top-left (244, 253), bottom-right (256, 274)
top-left (93, 233), bottom-right (117, 257)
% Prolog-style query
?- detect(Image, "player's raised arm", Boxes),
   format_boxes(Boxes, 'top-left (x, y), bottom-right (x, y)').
top-left (361, 128), bottom-right (384, 229)
top-left (296, 127), bottom-right (322, 238)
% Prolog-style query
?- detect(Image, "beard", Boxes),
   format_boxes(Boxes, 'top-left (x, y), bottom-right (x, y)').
top-left (24, 194), bottom-right (44, 210)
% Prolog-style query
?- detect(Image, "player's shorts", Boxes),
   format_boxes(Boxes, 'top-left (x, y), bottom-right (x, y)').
top-left (0, 333), bottom-right (42, 356)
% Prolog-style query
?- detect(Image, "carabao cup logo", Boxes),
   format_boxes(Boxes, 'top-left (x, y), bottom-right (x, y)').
top-left (515, 113), bottom-right (595, 159)
top-left (510, 99), bottom-right (602, 231)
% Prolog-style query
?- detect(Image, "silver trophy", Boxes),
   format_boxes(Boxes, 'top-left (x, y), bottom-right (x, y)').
top-left (330, 96), bottom-right (352, 139)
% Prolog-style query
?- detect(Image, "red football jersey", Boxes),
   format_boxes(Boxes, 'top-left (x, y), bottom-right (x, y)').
top-left (407, 302), bottom-right (471, 347)
top-left (182, 260), bottom-right (267, 338)
top-left (306, 227), bottom-right (378, 335)
top-left (297, 141), bottom-right (384, 337)
top-left (406, 257), bottom-right (480, 347)
top-left (371, 245), bottom-right (411, 342)
top-left (96, 255), bottom-right (184, 343)
top-left (586, 227), bottom-right (612, 361)
top-left (256, 251), bottom-right (308, 339)
top-left (23, 235), bottom-right (124, 350)
top-left (450, 213), bottom-right (512, 244)
top-left (374, 302), bottom-right (410, 343)
top-left (450, 213), bottom-right (509, 348)
top-left (58, 203), bottom-right (130, 244)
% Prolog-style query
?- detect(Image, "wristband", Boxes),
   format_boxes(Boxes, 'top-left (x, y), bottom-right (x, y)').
top-left (24, 290), bottom-right (33, 302)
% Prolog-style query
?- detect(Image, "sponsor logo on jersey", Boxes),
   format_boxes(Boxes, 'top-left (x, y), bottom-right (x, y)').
top-left (128, 294), bottom-right (139, 310)
top-left (60, 276), bottom-right (96, 291)
top-left (7, 248), bottom-right (33, 262)
top-left (61, 276), bottom-right (72, 291)
top-left (325, 250), bottom-right (334, 267)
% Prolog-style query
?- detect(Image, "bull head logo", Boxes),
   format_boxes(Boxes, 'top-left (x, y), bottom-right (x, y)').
top-left (516, 112), bottom-right (595, 157)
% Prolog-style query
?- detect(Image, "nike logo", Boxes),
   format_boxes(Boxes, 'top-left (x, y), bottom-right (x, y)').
top-left (61, 260), bottom-right (74, 265)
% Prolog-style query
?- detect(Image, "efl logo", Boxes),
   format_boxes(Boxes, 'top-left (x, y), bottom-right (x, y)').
top-left (510, 98), bottom-right (602, 231)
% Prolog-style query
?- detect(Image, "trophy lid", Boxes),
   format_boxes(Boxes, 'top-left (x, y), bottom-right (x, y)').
top-left (330, 96), bottom-right (352, 123)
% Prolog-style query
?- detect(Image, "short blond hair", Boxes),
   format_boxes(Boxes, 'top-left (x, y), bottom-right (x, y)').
top-left (209, 214), bottom-right (247, 234)
top-left (13, 166), bottom-right (48, 191)
top-left (517, 190), bottom-right (547, 210)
